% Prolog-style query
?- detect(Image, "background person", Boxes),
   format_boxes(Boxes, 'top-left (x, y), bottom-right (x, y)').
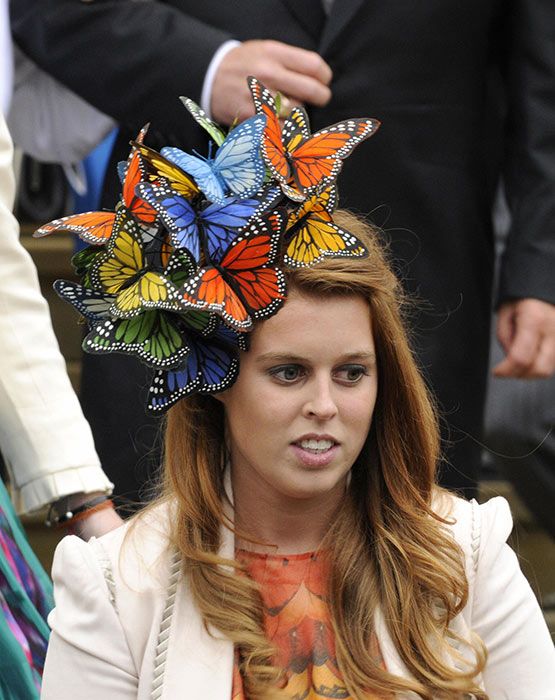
top-left (0, 111), bottom-right (122, 698)
top-left (11, 0), bottom-right (555, 505)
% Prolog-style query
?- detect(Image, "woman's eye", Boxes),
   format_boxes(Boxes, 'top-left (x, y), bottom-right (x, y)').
top-left (335, 365), bottom-right (368, 383)
top-left (270, 365), bottom-right (304, 382)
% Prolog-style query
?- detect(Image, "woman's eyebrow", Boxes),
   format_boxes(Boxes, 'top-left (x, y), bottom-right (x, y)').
top-left (255, 351), bottom-right (376, 364)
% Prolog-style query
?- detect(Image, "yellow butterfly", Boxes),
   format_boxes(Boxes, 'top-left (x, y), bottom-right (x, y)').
top-left (284, 185), bottom-right (368, 267)
top-left (131, 141), bottom-right (200, 200)
top-left (89, 209), bottom-right (183, 318)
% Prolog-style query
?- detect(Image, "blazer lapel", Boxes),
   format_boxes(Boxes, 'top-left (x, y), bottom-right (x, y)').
top-left (319, 0), bottom-right (365, 55)
top-left (160, 508), bottom-right (236, 699)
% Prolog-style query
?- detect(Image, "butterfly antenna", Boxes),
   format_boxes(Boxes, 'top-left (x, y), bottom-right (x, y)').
top-left (192, 148), bottom-right (210, 163)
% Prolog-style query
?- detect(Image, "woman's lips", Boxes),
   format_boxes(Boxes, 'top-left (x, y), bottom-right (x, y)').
top-left (290, 442), bottom-right (339, 468)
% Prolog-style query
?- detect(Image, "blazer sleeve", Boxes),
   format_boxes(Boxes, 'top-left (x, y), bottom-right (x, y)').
top-left (498, 0), bottom-right (555, 305)
top-left (10, 0), bottom-right (233, 141)
top-left (471, 497), bottom-right (555, 698)
top-left (0, 114), bottom-right (113, 513)
top-left (41, 534), bottom-right (138, 699)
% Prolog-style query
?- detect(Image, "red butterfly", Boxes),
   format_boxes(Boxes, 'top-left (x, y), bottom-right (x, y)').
top-left (248, 76), bottom-right (380, 199)
top-left (180, 211), bottom-right (287, 332)
top-left (33, 125), bottom-right (157, 244)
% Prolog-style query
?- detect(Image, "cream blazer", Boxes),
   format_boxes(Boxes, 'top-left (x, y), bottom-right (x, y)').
top-left (0, 114), bottom-right (113, 513)
top-left (41, 495), bottom-right (555, 699)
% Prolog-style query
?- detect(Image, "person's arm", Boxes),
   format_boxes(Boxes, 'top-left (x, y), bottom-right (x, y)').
top-left (10, 0), bottom-right (332, 133)
top-left (0, 113), bottom-right (121, 535)
top-left (494, 0), bottom-right (555, 378)
top-left (41, 535), bottom-right (138, 699)
top-left (10, 0), bottom-right (233, 138)
top-left (471, 498), bottom-right (555, 697)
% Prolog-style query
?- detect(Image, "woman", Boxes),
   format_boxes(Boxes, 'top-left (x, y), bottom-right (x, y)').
top-left (0, 110), bottom-right (121, 699)
top-left (38, 81), bottom-right (554, 698)
top-left (39, 210), bottom-right (555, 698)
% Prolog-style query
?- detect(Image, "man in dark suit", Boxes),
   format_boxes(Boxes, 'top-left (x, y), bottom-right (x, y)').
top-left (11, 0), bottom-right (555, 502)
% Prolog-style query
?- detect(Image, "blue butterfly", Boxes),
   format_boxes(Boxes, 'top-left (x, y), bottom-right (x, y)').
top-left (147, 324), bottom-right (246, 413)
top-left (160, 114), bottom-right (267, 204)
top-left (135, 180), bottom-right (281, 262)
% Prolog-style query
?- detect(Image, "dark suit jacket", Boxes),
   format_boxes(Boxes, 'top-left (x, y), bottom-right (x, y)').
top-left (12, 0), bottom-right (555, 494)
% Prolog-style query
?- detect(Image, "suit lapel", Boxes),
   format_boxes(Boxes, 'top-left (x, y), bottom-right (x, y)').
top-left (281, 0), bottom-right (327, 43)
top-left (319, 0), bottom-right (365, 55)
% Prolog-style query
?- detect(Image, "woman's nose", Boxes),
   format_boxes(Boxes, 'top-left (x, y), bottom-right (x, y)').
top-left (302, 378), bottom-right (338, 420)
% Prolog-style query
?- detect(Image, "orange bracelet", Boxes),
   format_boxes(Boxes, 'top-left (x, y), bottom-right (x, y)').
top-left (57, 499), bottom-right (114, 530)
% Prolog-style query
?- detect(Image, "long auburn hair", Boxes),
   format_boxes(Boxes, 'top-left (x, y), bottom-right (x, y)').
top-left (155, 210), bottom-right (487, 698)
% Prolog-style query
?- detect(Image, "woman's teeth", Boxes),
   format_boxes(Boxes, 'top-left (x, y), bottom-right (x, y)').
top-left (298, 439), bottom-right (334, 453)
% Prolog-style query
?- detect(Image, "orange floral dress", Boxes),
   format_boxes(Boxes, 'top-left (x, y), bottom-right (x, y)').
top-left (231, 549), bottom-right (385, 699)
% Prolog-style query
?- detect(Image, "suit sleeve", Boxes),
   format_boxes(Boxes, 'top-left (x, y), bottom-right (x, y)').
top-left (10, 0), bottom-right (234, 141)
top-left (41, 535), bottom-right (138, 699)
top-left (498, 0), bottom-right (555, 305)
top-left (472, 498), bottom-right (555, 698)
top-left (0, 114), bottom-right (113, 513)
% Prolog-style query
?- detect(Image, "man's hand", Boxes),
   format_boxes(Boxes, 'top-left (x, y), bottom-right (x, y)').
top-left (211, 40), bottom-right (333, 125)
top-left (493, 298), bottom-right (555, 378)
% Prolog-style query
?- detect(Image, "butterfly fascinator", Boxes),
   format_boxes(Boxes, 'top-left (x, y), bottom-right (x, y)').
top-left (35, 78), bottom-right (380, 413)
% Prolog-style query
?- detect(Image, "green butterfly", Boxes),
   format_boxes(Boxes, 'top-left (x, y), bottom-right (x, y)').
top-left (83, 308), bottom-right (216, 369)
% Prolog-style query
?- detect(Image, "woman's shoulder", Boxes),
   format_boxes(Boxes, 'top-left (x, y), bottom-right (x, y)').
top-left (431, 490), bottom-right (514, 574)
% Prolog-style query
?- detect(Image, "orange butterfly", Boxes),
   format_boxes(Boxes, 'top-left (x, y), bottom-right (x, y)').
top-left (284, 185), bottom-right (367, 267)
top-left (248, 76), bottom-right (380, 199)
top-left (180, 211), bottom-right (287, 332)
top-left (34, 210), bottom-right (116, 245)
top-left (34, 125), bottom-right (157, 244)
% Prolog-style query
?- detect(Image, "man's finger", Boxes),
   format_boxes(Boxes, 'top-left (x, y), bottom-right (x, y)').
top-left (496, 324), bottom-right (540, 376)
top-left (530, 336), bottom-right (555, 378)
top-left (495, 303), bottom-right (515, 354)
top-left (271, 68), bottom-right (332, 107)
top-left (270, 41), bottom-right (333, 85)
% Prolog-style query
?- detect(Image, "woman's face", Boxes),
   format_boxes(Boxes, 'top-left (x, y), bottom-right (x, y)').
top-left (219, 289), bottom-right (378, 508)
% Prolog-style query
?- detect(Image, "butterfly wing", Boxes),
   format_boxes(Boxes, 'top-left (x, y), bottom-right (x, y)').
top-left (132, 142), bottom-right (200, 199)
top-left (180, 267), bottom-right (252, 331)
top-left (71, 245), bottom-right (106, 287)
top-left (120, 127), bottom-right (159, 225)
top-left (180, 211), bottom-right (286, 331)
top-left (84, 310), bottom-right (191, 369)
top-left (164, 247), bottom-right (198, 287)
top-left (89, 211), bottom-right (144, 295)
top-left (290, 118), bottom-right (380, 194)
top-left (180, 96), bottom-right (226, 146)
top-left (284, 185), bottom-right (366, 266)
top-left (212, 114), bottom-right (267, 199)
top-left (110, 270), bottom-right (182, 319)
top-left (147, 329), bottom-right (240, 413)
top-left (200, 192), bottom-right (275, 261)
top-left (221, 211), bottom-right (286, 319)
top-left (284, 214), bottom-right (368, 268)
top-left (282, 107), bottom-right (311, 149)
top-left (53, 280), bottom-right (115, 321)
top-left (286, 185), bottom-right (337, 228)
top-left (248, 76), bottom-right (290, 185)
top-left (135, 181), bottom-right (200, 260)
top-left (162, 147), bottom-right (225, 204)
top-left (33, 211), bottom-right (116, 245)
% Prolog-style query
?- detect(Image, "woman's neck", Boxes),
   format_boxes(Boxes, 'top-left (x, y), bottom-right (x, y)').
top-left (231, 472), bottom-right (346, 555)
